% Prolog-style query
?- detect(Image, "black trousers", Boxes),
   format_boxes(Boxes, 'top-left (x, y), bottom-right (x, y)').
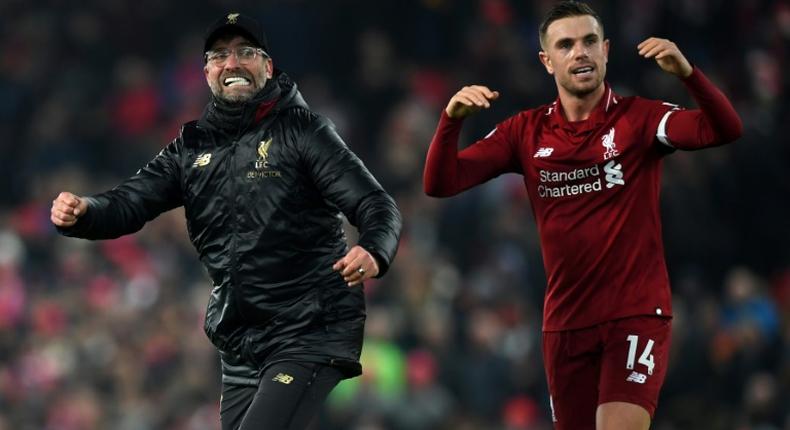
top-left (220, 361), bottom-right (343, 430)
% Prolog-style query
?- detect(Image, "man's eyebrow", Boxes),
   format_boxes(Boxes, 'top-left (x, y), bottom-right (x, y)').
top-left (555, 37), bottom-right (572, 46)
top-left (554, 33), bottom-right (599, 46)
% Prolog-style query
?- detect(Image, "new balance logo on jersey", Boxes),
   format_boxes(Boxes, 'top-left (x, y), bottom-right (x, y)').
top-left (601, 127), bottom-right (620, 160)
top-left (604, 159), bottom-right (625, 188)
top-left (626, 371), bottom-right (648, 384)
top-left (534, 147), bottom-right (554, 158)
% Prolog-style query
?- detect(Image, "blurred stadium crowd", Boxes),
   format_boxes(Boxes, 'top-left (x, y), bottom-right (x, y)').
top-left (1, 0), bottom-right (789, 429)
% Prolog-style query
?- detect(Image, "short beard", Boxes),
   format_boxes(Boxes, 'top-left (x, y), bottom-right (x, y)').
top-left (560, 75), bottom-right (603, 98)
top-left (217, 92), bottom-right (252, 103)
top-left (562, 65), bottom-right (606, 98)
top-left (568, 83), bottom-right (598, 97)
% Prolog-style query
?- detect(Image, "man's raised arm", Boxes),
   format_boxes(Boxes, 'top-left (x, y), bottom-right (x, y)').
top-left (423, 85), bottom-right (519, 197)
top-left (639, 37), bottom-right (743, 149)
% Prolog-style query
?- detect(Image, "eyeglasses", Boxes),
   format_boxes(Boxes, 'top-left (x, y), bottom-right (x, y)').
top-left (204, 46), bottom-right (268, 66)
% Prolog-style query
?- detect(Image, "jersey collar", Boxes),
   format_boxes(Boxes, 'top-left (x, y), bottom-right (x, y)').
top-left (549, 83), bottom-right (620, 133)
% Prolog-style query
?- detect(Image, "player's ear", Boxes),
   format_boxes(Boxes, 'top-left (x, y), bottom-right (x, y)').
top-left (539, 51), bottom-right (554, 75)
top-left (603, 39), bottom-right (610, 63)
top-left (264, 57), bottom-right (274, 79)
top-left (204, 63), bottom-right (211, 80)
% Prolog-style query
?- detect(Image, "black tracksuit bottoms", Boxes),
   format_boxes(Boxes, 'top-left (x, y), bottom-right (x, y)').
top-left (220, 361), bottom-right (344, 430)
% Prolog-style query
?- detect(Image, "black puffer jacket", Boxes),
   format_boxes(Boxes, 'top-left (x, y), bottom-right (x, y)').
top-left (59, 71), bottom-right (402, 385)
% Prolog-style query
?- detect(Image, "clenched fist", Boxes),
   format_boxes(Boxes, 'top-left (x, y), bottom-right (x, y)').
top-left (51, 192), bottom-right (88, 227)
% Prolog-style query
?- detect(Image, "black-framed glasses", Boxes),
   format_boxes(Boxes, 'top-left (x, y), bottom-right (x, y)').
top-left (204, 46), bottom-right (268, 66)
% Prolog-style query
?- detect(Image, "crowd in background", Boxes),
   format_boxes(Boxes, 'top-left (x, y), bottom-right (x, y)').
top-left (1, 0), bottom-right (789, 429)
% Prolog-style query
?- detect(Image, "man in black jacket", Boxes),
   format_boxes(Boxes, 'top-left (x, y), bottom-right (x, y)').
top-left (50, 12), bottom-right (401, 430)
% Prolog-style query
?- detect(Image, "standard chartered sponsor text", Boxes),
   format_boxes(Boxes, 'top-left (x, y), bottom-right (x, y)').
top-left (538, 164), bottom-right (603, 198)
top-left (538, 178), bottom-right (603, 197)
top-left (539, 164), bottom-right (599, 183)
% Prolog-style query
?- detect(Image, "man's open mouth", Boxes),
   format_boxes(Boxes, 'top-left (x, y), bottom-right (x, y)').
top-left (224, 76), bottom-right (251, 87)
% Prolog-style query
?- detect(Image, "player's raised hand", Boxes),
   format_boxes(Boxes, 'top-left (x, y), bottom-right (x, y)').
top-left (638, 37), bottom-right (693, 78)
top-left (332, 245), bottom-right (380, 287)
top-left (445, 85), bottom-right (500, 119)
top-left (51, 192), bottom-right (88, 228)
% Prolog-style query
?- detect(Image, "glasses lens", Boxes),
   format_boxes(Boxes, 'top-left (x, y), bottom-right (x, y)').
top-left (237, 47), bottom-right (256, 63)
top-left (207, 50), bottom-right (230, 65)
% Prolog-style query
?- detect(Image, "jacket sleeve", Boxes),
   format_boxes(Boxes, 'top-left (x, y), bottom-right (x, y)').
top-left (57, 138), bottom-right (184, 240)
top-left (301, 117), bottom-right (402, 277)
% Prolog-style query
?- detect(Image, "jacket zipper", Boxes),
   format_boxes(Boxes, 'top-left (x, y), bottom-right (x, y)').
top-left (228, 138), bottom-right (246, 324)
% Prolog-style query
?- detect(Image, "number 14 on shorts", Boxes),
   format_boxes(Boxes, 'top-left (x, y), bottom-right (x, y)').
top-left (625, 334), bottom-right (655, 380)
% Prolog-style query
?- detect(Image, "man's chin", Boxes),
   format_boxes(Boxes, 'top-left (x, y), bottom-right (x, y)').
top-left (566, 80), bottom-right (602, 97)
top-left (219, 91), bottom-right (255, 103)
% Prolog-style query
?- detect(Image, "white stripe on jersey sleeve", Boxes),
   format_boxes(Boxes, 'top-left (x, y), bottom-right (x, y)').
top-left (483, 127), bottom-right (497, 139)
top-left (656, 110), bottom-right (675, 147)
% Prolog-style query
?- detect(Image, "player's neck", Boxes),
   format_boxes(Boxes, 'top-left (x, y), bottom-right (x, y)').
top-left (557, 84), bottom-right (605, 122)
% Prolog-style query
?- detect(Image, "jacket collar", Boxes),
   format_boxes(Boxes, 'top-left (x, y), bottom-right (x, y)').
top-left (197, 70), bottom-right (305, 137)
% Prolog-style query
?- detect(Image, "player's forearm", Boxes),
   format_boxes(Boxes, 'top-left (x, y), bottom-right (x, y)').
top-left (683, 67), bottom-right (743, 142)
top-left (423, 111), bottom-right (466, 197)
top-left (668, 67), bottom-right (743, 149)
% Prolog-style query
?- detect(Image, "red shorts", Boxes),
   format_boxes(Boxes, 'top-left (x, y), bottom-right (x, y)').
top-left (542, 316), bottom-right (672, 430)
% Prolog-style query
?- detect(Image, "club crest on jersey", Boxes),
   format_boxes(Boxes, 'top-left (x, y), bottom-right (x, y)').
top-left (601, 127), bottom-right (620, 160)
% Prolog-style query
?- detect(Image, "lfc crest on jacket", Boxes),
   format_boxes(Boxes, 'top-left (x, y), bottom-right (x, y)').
top-left (248, 137), bottom-right (281, 179)
top-left (256, 137), bottom-right (272, 170)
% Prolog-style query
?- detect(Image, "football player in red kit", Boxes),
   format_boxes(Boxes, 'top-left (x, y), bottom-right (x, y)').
top-left (423, 1), bottom-right (742, 429)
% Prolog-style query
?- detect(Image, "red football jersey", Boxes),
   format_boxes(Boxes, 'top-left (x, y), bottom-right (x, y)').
top-left (424, 68), bottom-right (742, 331)
top-left (493, 87), bottom-right (676, 330)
